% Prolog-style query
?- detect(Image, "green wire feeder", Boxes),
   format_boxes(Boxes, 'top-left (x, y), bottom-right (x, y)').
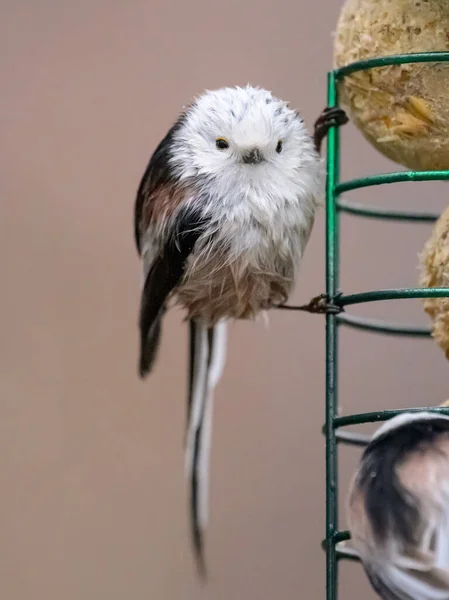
top-left (320, 52), bottom-right (449, 600)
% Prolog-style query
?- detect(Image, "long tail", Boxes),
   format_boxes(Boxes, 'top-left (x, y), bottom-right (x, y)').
top-left (185, 319), bottom-right (227, 578)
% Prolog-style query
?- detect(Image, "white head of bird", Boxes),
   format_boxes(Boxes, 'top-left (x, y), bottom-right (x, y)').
top-left (169, 85), bottom-right (323, 207)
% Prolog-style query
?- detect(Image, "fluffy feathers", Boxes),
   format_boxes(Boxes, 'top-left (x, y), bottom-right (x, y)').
top-left (134, 84), bottom-right (332, 576)
top-left (347, 411), bottom-right (449, 600)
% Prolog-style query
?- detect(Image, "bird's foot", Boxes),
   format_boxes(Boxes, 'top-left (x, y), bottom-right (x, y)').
top-left (314, 107), bottom-right (349, 154)
top-left (295, 293), bottom-right (344, 315)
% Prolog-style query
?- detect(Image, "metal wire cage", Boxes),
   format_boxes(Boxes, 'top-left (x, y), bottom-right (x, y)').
top-left (323, 51), bottom-right (449, 600)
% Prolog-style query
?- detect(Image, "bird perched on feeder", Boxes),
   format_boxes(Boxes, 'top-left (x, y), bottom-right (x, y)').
top-left (133, 84), bottom-right (347, 576)
top-left (347, 408), bottom-right (449, 600)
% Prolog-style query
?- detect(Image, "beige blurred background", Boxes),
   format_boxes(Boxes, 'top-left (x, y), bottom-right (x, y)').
top-left (1, 1), bottom-right (449, 599)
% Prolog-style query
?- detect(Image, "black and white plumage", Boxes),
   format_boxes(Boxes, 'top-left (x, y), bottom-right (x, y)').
top-left (134, 84), bottom-right (347, 575)
top-left (347, 411), bottom-right (449, 600)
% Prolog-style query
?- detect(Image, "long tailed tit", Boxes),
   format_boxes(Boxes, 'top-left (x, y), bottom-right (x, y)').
top-left (133, 84), bottom-right (347, 575)
top-left (347, 410), bottom-right (449, 600)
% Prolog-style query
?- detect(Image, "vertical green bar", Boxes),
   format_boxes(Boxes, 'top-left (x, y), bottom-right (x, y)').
top-left (325, 71), bottom-right (340, 600)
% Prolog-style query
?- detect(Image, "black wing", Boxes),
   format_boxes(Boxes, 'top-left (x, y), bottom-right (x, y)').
top-left (138, 204), bottom-right (209, 378)
top-left (134, 113), bottom-right (195, 376)
top-left (134, 113), bottom-right (187, 256)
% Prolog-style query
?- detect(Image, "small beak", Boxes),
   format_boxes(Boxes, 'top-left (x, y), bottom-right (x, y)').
top-left (242, 148), bottom-right (264, 165)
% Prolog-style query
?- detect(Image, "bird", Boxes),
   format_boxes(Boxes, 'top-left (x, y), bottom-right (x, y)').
top-left (133, 84), bottom-right (348, 576)
top-left (347, 409), bottom-right (449, 600)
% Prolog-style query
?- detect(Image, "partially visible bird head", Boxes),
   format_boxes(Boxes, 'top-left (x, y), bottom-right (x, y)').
top-left (170, 85), bottom-right (317, 185)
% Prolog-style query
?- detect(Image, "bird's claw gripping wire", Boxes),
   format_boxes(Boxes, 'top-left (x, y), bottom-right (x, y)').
top-left (297, 293), bottom-right (344, 314)
top-left (277, 293), bottom-right (344, 315)
top-left (313, 106), bottom-right (349, 154)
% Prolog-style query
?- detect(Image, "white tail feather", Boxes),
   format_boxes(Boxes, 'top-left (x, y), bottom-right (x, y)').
top-left (184, 321), bottom-right (228, 532)
top-left (184, 323), bottom-right (208, 479)
top-left (197, 321), bottom-right (227, 528)
top-left (208, 321), bottom-right (227, 389)
top-left (197, 378), bottom-right (214, 528)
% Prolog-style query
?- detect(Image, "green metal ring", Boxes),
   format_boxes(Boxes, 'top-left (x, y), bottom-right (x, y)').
top-left (334, 52), bottom-right (449, 79)
top-left (337, 312), bottom-right (431, 336)
top-left (337, 198), bottom-right (439, 222)
top-left (336, 171), bottom-right (449, 196)
top-left (334, 406), bottom-right (449, 429)
top-left (336, 287), bottom-right (449, 307)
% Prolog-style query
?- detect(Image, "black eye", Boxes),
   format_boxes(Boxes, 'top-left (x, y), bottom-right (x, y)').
top-left (276, 140), bottom-right (283, 153)
top-left (216, 138), bottom-right (229, 150)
